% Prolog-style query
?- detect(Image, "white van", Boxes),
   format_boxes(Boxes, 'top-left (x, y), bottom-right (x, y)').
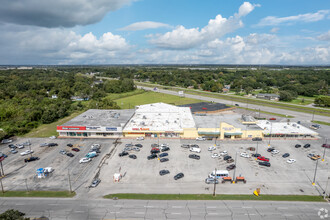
top-left (208, 170), bottom-right (229, 179)
top-left (190, 147), bottom-right (201, 153)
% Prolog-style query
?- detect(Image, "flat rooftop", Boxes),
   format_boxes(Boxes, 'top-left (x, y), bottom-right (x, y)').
top-left (179, 102), bottom-right (231, 113)
top-left (257, 120), bottom-right (319, 135)
top-left (124, 103), bottom-right (196, 131)
top-left (193, 111), bottom-right (262, 131)
top-left (62, 109), bottom-right (135, 127)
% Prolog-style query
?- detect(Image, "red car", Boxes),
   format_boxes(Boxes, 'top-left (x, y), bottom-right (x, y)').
top-left (269, 118), bottom-right (276, 120)
top-left (72, 148), bottom-right (80, 152)
top-left (322, 144), bottom-right (330, 148)
top-left (257, 156), bottom-right (270, 162)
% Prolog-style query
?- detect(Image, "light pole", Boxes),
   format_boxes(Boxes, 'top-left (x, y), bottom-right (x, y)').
top-left (312, 159), bottom-right (319, 186)
top-left (322, 139), bottom-right (328, 162)
top-left (213, 168), bottom-right (217, 196)
top-left (232, 151), bottom-right (238, 184)
top-left (324, 162), bottom-right (330, 200)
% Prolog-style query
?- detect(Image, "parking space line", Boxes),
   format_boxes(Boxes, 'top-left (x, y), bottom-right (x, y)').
top-left (135, 212), bottom-right (145, 214)
top-left (242, 206), bottom-right (252, 209)
top-left (144, 206), bottom-right (154, 208)
top-left (206, 206), bottom-right (217, 208)
top-left (172, 206), bottom-right (183, 208)
top-left (171, 213), bottom-right (181, 215)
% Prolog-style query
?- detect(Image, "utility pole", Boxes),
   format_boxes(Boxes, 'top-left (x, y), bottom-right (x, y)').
top-left (0, 160), bottom-right (4, 176)
top-left (324, 163), bottom-right (330, 200)
top-left (0, 177), bottom-right (4, 194)
top-left (25, 179), bottom-right (29, 192)
top-left (68, 169), bottom-right (72, 193)
top-left (232, 152), bottom-right (238, 184)
top-left (213, 168), bottom-right (217, 196)
top-left (312, 159), bottom-right (319, 186)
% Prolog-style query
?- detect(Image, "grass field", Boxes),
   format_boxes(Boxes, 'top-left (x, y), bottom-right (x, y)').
top-left (312, 120), bottom-right (330, 126)
top-left (0, 191), bottom-right (76, 198)
top-left (106, 89), bottom-right (145, 100)
top-left (23, 111), bottom-right (85, 138)
top-left (104, 193), bottom-right (325, 202)
top-left (114, 91), bottom-right (202, 109)
top-left (234, 106), bottom-right (294, 118)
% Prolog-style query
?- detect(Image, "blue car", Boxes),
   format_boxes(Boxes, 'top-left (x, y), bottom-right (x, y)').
top-left (159, 153), bottom-right (168, 158)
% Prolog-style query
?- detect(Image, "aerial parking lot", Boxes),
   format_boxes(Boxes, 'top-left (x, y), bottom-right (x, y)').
top-left (1, 134), bottom-right (330, 198)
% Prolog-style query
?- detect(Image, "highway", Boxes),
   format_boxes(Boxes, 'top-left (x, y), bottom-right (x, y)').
top-left (138, 86), bottom-right (330, 123)
top-left (0, 197), bottom-right (328, 219)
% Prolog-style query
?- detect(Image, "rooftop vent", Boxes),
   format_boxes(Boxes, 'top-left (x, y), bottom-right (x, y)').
top-left (143, 115), bottom-right (147, 119)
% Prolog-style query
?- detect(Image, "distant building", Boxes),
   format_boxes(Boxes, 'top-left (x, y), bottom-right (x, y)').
top-left (71, 96), bottom-right (89, 101)
top-left (256, 93), bottom-right (280, 101)
top-left (222, 88), bottom-right (229, 93)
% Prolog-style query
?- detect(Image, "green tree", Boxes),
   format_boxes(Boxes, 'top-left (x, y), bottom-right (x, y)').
top-left (0, 209), bottom-right (29, 220)
top-left (279, 91), bottom-right (294, 101)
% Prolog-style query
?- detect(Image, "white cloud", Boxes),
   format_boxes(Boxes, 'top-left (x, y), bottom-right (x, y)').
top-left (270, 27), bottom-right (279, 33)
top-left (257, 10), bottom-right (330, 26)
top-left (0, 0), bottom-right (135, 27)
top-left (317, 31), bottom-right (330, 41)
top-left (149, 2), bottom-right (259, 50)
top-left (120, 21), bottom-right (172, 31)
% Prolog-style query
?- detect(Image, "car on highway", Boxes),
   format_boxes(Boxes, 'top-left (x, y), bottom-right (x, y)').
top-left (205, 178), bottom-right (219, 184)
top-left (49, 136), bottom-right (56, 139)
top-left (119, 151), bottom-right (129, 157)
top-left (223, 155), bottom-right (232, 161)
top-left (282, 153), bottom-right (290, 158)
top-left (303, 144), bottom-right (311, 148)
top-left (136, 137), bottom-right (144, 140)
top-left (257, 156), bottom-right (269, 162)
top-left (159, 170), bottom-right (170, 176)
top-left (252, 153), bottom-right (261, 158)
top-left (287, 159), bottom-right (296, 164)
top-left (211, 153), bottom-right (220, 158)
top-left (129, 154), bottom-right (137, 159)
top-left (66, 152), bottom-right (74, 157)
top-left (226, 164), bottom-right (236, 171)
top-left (174, 173), bottom-right (184, 180)
top-left (147, 154), bottom-right (157, 160)
top-left (196, 137), bottom-right (206, 141)
top-left (208, 146), bottom-right (216, 151)
top-left (160, 158), bottom-right (169, 163)
top-left (72, 148), bottom-right (80, 152)
top-left (259, 161), bottom-right (271, 167)
top-left (159, 153), bottom-right (168, 158)
top-left (79, 157), bottom-right (91, 163)
top-left (190, 147), bottom-right (201, 153)
top-left (24, 157), bottom-right (39, 163)
top-left (235, 104), bottom-right (239, 106)
top-left (20, 150), bottom-right (34, 156)
top-left (189, 154), bottom-right (200, 160)
top-left (295, 144), bottom-right (301, 148)
top-left (90, 179), bottom-right (101, 188)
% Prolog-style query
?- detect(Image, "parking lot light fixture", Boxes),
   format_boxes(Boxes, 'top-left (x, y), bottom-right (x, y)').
top-left (322, 139), bottom-right (328, 162)
top-left (213, 168), bottom-right (217, 197)
top-left (312, 159), bottom-right (319, 186)
top-left (232, 151), bottom-right (238, 184)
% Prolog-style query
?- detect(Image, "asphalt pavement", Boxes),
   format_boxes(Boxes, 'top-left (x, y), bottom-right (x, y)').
top-left (0, 197), bottom-right (328, 219)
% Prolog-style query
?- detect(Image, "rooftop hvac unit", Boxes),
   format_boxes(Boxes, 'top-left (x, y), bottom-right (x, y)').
top-left (284, 126), bottom-right (287, 128)
top-left (174, 120), bottom-right (177, 123)
top-left (140, 121), bottom-right (145, 126)
top-left (143, 115), bottom-right (147, 119)
top-left (166, 120), bottom-right (169, 123)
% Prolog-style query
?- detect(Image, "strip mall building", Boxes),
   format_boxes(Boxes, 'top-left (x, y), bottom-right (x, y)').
top-left (57, 102), bottom-right (318, 139)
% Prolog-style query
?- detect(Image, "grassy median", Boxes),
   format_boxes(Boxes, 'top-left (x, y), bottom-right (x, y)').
top-left (0, 191), bottom-right (76, 198)
top-left (104, 193), bottom-right (325, 202)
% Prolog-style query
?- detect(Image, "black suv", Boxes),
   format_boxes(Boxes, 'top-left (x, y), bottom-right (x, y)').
top-left (295, 144), bottom-right (301, 148)
top-left (159, 170), bottom-right (170, 176)
top-left (24, 157), bottom-right (39, 163)
top-left (48, 143), bottom-right (58, 147)
top-left (129, 154), bottom-right (137, 159)
top-left (119, 151), bottom-right (129, 157)
top-left (189, 154), bottom-right (200, 160)
top-left (282, 153), bottom-right (290, 158)
top-left (267, 147), bottom-right (275, 152)
top-left (304, 144), bottom-right (311, 148)
top-left (174, 173), bottom-right (184, 180)
top-left (160, 158), bottom-right (169, 163)
top-left (147, 154), bottom-right (157, 160)
top-left (66, 153), bottom-right (74, 157)
top-left (135, 144), bottom-right (143, 148)
top-left (67, 144), bottom-right (73, 147)
top-left (223, 155), bottom-right (232, 161)
top-left (252, 153), bottom-right (261, 158)
top-left (259, 161), bottom-right (271, 167)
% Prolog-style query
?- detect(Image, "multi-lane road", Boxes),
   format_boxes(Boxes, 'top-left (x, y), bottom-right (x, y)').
top-left (0, 197), bottom-right (328, 219)
top-left (138, 86), bottom-right (330, 123)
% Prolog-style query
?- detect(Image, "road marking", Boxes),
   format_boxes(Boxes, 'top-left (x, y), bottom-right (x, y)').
top-left (245, 213), bottom-right (256, 216)
top-left (171, 213), bottom-right (181, 215)
top-left (207, 206), bottom-right (217, 208)
top-left (278, 207), bottom-right (288, 209)
top-left (144, 206), bottom-right (154, 208)
top-left (172, 206), bottom-right (183, 208)
top-left (48, 204), bottom-right (58, 206)
top-left (208, 213), bottom-right (219, 215)
top-left (110, 212), bottom-right (120, 214)
top-left (113, 205), bottom-right (122, 207)
top-left (74, 211), bottom-right (85, 213)
top-left (284, 214), bottom-right (293, 217)
top-left (242, 206), bottom-right (252, 209)
top-left (135, 212), bottom-right (145, 215)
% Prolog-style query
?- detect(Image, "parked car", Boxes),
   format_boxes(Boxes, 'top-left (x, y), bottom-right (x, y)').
top-left (151, 144), bottom-right (159, 148)
top-left (132, 147), bottom-right (140, 152)
top-left (252, 153), bottom-right (261, 157)
top-left (227, 158), bottom-right (234, 163)
top-left (196, 137), bottom-right (206, 141)
top-left (129, 154), bottom-right (137, 159)
top-left (211, 153), bottom-right (220, 158)
top-left (287, 159), bottom-right (296, 164)
top-left (269, 118), bottom-right (276, 120)
top-left (150, 148), bottom-right (160, 154)
top-left (22, 141), bottom-right (31, 146)
top-left (59, 150), bottom-right (66, 155)
top-left (161, 146), bottom-right (170, 152)
top-left (303, 144), bottom-right (311, 148)
top-left (66, 152), bottom-right (74, 157)
top-left (174, 173), bottom-right (184, 180)
top-left (8, 144), bottom-right (16, 149)
top-left (79, 157), bottom-right (91, 163)
top-left (17, 144), bottom-right (24, 149)
top-left (190, 147), bottom-right (201, 153)
top-left (311, 155), bottom-right (321, 160)
top-left (208, 146), bottom-right (216, 151)
top-left (125, 143), bottom-right (134, 147)
top-left (259, 161), bottom-right (271, 167)
top-left (10, 149), bottom-right (18, 154)
top-left (160, 158), bottom-right (169, 163)
top-left (205, 177), bottom-right (219, 184)
top-left (310, 124), bottom-right (320, 130)
top-left (67, 144), bottom-right (73, 147)
top-left (308, 153), bottom-right (315, 158)
top-left (48, 143), bottom-right (58, 147)
top-left (189, 154), bottom-right (200, 160)
top-left (119, 151), bottom-right (129, 157)
top-left (267, 147), bottom-right (275, 152)
top-left (257, 156), bottom-right (269, 162)
top-left (124, 147), bottom-right (132, 151)
top-left (240, 152), bottom-right (250, 158)
top-left (223, 155), bottom-right (232, 161)
top-left (135, 144), bottom-right (143, 148)
top-left (235, 104), bottom-right (239, 106)
top-left (147, 154), bottom-right (157, 160)
top-left (136, 137), bottom-right (144, 140)
top-left (24, 157), bottom-right (39, 163)
top-left (282, 153), bottom-right (290, 158)
top-left (72, 148), bottom-right (80, 152)
top-left (90, 179), bottom-right (101, 188)
top-left (40, 143), bottom-right (48, 147)
top-left (0, 153), bottom-right (8, 158)
top-left (220, 151), bottom-right (228, 156)
top-left (159, 170), bottom-right (170, 176)
top-left (49, 136), bottom-right (56, 139)
top-left (181, 144), bottom-right (190, 148)
top-left (322, 144), bottom-right (330, 148)
top-left (252, 137), bottom-right (262, 141)
top-left (271, 150), bottom-right (280, 154)
top-left (226, 164), bottom-right (236, 171)
top-left (295, 144), bottom-right (301, 148)
top-left (20, 150), bottom-right (34, 156)
top-left (159, 153), bottom-right (168, 158)
top-left (1, 139), bottom-right (12, 144)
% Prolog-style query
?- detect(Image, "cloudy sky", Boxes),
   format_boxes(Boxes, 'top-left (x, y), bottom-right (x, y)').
top-left (0, 0), bottom-right (329, 65)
